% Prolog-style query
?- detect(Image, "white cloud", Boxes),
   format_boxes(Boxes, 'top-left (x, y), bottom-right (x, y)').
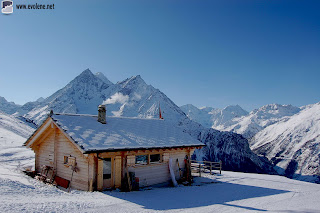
top-left (103, 93), bottom-right (129, 105)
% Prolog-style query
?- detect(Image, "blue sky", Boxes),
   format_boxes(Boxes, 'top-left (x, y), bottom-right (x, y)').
top-left (1, 0), bottom-right (319, 111)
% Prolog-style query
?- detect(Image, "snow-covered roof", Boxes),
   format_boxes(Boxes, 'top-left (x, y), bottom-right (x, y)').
top-left (51, 114), bottom-right (204, 152)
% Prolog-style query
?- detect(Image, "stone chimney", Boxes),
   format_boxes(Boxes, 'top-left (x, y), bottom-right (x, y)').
top-left (98, 105), bottom-right (106, 124)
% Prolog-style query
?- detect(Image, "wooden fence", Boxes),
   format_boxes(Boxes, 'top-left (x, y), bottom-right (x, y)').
top-left (190, 160), bottom-right (222, 177)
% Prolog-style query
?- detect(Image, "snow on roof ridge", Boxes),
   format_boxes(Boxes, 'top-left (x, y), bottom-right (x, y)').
top-left (53, 113), bottom-right (164, 121)
top-left (54, 113), bottom-right (97, 117)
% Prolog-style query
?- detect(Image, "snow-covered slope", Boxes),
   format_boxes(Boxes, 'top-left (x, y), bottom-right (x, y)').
top-left (251, 102), bottom-right (320, 183)
top-left (0, 112), bottom-right (35, 141)
top-left (95, 72), bottom-right (113, 85)
top-left (0, 112), bottom-right (34, 138)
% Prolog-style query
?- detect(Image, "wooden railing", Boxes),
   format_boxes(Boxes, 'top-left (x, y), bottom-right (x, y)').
top-left (190, 160), bottom-right (222, 177)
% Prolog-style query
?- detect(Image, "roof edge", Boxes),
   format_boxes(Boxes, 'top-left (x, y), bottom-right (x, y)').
top-left (83, 144), bottom-right (205, 154)
top-left (50, 119), bottom-right (86, 154)
top-left (53, 113), bottom-right (164, 121)
top-left (24, 116), bottom-right (52, 147)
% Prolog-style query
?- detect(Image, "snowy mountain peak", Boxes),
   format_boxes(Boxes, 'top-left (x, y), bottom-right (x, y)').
top-left (119, 75), bottom-right (147, 89)
top-left (73, 69), bottom-right (95, 81)
top-left (252, 103), bottom-right (300, 116)
top-left (23, 68), bottom-right (114, 122)
top-left (95, 72), bottom-right (113, 85)
top-left (181, 104), bottom-right (201, 112)
top-left (36, 97), bottom-right (45, 103)
top-left (222, 105), bottom-right (249, 115)
top-left (82, 68), bottom-right (93, 75)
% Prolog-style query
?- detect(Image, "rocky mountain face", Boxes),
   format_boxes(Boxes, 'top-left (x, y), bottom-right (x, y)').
top-left (251, 102), bottom-right (320, 183)
top-left (194, 127), bottom-right (276, 174)
top-left (0, 69), bottom-right (275, 175)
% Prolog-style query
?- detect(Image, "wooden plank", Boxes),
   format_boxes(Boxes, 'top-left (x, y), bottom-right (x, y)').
top-left (54, 176), bottom-right (69, 189)
top-left (114, 156), bottom-right (121, 188)
top-left (97, 159), bottom-right (103, 191)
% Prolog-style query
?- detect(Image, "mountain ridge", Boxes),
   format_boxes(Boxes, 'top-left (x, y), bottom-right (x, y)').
top-left (251, 102), bottom-right (320, 183)
top-left (181, 103), bottom-right (301, 139)
top-left (0, 69), bottom-right (275, 175)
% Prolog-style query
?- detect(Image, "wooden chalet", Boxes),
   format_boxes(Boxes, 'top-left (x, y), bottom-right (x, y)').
top-left (24, 105), bottom-right (204, 191)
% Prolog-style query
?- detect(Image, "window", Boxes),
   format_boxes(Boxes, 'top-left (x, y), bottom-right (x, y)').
top-left (135, 154), bottom-right (162, 165)
top-left (64, 156), bottom-right (69, 165)
top-left (63, 156), bottom-right (76, 167)
top-left (135, 155), bottom-right (148, 165)
top-left (150, 154), bottom-right (161, 163)
top-left (103, 158), bottom-right (111, 179)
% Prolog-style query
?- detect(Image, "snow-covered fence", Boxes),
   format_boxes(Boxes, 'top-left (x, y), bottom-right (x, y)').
top-left (190, 160), bottom-right (222, 177)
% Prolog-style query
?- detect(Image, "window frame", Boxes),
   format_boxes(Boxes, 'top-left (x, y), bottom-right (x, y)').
top-left (64, 156), bottom-right (69, 165)
top-left (135, 153), bottom-right (163, 166)
top-left (135, 154), bottom-right (149, 165)
top-left (149, 153), bottom-right (161, 164)
top-left (63, 156), bottom-right (76, 167)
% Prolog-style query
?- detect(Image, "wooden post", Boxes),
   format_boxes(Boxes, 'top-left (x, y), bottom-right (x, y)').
top-left (219, 161), bottom-right (222, 174)
top-left (210, 162), bottom-right (212, 175)
top-left (125, 156), bottom-right (132, 192)
top-left (89, 179), bottom-right (93, 192)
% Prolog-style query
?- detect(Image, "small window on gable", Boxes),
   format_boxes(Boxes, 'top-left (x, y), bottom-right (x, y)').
top-left (150, 154), bottom-right (161, 163)
top-left (64, 156), bottom-right (69, 165)
top-left (135, 155), bottom-right (148, 165)
top-left (64, 156), bottom-right (76, 167)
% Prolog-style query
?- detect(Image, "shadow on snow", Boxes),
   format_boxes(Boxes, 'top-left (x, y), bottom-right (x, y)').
top-left (103, 177), bottom-right (289, 211)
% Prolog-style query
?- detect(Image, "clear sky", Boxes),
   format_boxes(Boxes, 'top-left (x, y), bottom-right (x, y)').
top-left (1, 0), bottom-right (319, 111)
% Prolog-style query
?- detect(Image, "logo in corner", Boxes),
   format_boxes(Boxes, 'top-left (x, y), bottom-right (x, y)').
top-left (2, 0), bottom-right (13, 14)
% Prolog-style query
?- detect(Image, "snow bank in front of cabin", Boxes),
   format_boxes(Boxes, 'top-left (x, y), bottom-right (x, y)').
top-left (2, 157), bottom-right (320, 213)
top-left (1, 125), bottom-right (320, 213)
top-left (1, 106), bottom-right (320, 213)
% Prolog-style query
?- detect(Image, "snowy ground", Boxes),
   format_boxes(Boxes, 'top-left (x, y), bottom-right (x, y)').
top-left (1, 141), bottom-right (320, 213)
